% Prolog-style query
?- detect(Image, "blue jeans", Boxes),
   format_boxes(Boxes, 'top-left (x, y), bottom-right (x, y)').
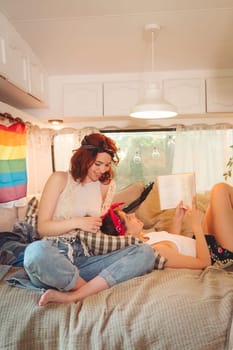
top-left (24, 240), bottom-right (155, 291)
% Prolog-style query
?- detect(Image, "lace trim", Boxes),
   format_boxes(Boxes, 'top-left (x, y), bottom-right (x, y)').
top-left (101, 180), bottom-right (116, 214)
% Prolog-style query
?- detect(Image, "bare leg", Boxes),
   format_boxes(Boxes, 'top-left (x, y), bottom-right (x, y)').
top-left (202, 182), bottom-right (233, 251)
top-left (39, 276), bottom-right (109, 306)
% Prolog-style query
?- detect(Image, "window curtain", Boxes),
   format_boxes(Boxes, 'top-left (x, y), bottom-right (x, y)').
top-left (0, 121), bottom-right (27, 206)
top-left (78, 127), bottom-right (100, 144)
top-left (26, 126), bottom-right (100, 195)
top-left (53, 127), bottom-right (100, 171)
top-left (26, 126), bottom-right (53, 197)
top-left (172, 123), bottom-right (233, 192)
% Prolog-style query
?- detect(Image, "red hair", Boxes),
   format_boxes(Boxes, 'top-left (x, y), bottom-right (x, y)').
top-left (70, 133), bottom-right (119, 183)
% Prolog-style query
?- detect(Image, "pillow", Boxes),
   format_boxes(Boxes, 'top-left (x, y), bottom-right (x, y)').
top-left (135, 180), bottom-right (162, 229)
top-left (76, 230), bottom-right (166, 270)
top-left (112, 181), bottom-right (145, 207)
top-left (196, 191), bottom-right (210, 212)
top-left (24, 197), bottom-right (39, 227)
top-left (152, 209), bottom-right (194, 237)
top-left (76, 230), bottom-right (142, 255)
top-left (123, 182), bottom-right (154, 213)
top-left (135, 179), bottom-right (211, 236)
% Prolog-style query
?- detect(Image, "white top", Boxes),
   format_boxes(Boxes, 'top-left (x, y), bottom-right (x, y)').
top-left (53, 172), bottom-right (115, 219)
top-left (144, 231), bottom-right (196, 257)
top-left (74, 181), bottom-right (102, 217)
top-left (47, 172), bottom-right (115, 239)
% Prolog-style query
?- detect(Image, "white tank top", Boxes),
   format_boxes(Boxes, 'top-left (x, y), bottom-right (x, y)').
top-left (53, 172), bottom-right (115, 220)
top-left (144, 231), bottom-right (196, 257)
top-left (74, 181), bottom-right (102, 217)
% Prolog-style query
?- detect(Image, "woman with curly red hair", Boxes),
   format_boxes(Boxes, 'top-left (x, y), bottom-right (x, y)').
top-left (24, 133), bottom-right (156, 305)
top-left (38, 133), bottom-right (119, 237)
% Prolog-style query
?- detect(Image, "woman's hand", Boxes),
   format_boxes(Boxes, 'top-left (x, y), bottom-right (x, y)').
top-left (187, 197), bottom-right (204, 234)
top-left (169, 201), bottom-right (187, 234)
top-left (74, 216), bottom-right (103, 233)
top-left (174, 200), bottom-right (187, 221)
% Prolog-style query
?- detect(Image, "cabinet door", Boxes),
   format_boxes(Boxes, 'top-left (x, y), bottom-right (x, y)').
top-left (28, 51), bottom-right (48, 103)
top-left (63, 83), bottom-right (103, 117)
top-left (104, 81), bottom-right (140, 116)
top-left (0, 13), bottom-right (8, 77)
top-left (206, 77), bottom-right (233, 112)
top-left (7, 26), bottom-right (29, 91)
top-left (163, 78), bottom-right (206, 114)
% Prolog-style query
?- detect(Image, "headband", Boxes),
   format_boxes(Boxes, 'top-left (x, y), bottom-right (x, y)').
top-left (81, 137), bottom-right (115, 158)
top-left (101, 202), bottom-right (126, 235)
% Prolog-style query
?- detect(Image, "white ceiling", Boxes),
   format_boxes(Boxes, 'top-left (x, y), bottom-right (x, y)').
top-left (0, 0), bottom-right (233, 77)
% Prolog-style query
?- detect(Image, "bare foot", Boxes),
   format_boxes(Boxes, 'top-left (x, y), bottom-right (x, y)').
top-left (39, 289), bottom-right (74, 306)
top-left (38, 276), bottom-right (110, 306)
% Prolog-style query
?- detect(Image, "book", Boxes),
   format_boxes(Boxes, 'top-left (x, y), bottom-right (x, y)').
top-left (157, 172), bottom-right (196, 210)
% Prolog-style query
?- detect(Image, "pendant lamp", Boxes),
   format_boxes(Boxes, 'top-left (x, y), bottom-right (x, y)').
top-left (130, 24), bottom-right (178, 119)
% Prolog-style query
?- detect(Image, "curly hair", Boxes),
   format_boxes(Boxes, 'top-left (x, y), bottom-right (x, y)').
top-left (70, 133), bottom-right (119, 184)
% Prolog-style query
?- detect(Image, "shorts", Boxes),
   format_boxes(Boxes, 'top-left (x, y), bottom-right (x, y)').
top-left (205, 235), bottom-right (233, 265)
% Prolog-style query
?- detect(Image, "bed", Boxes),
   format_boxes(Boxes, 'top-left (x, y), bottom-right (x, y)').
top-left (0, 181), bottom-right (233, 350)
top-left (0, 263), bottom-right (233, 350)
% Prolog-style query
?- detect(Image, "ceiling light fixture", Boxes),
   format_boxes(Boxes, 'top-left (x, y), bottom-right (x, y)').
top-left (48, 119), bottom-right (64, 125)
top-left (130, 24), bottom-right (178, 119)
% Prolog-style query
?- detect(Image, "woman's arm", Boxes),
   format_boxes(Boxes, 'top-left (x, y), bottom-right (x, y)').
top-left (38, 172), bottom-right (102, 237)
top-left (154, 198), bottom-right (211, 269)
top-left (100, 180), bottom-right (116, 214)
top-left (189, 197), bottom-right (211, 267)
top-left (169, 201), bottom-right (186, 234)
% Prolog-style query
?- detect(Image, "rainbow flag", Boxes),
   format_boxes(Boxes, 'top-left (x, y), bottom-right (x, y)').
top-left (0, 122), bottom-right (27, 203)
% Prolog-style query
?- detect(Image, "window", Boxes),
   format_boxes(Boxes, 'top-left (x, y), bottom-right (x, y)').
top-left (53, 133), bottom-right (77, 171)
top-left (52, 125), bottom-right (233, 192)
top-left (52, 129), bottom-right (176, 191)
top-left (102, 130), bottom-right (176, 190)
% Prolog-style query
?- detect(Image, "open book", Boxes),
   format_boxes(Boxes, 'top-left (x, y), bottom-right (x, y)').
top-left (157, 172), bottom-right (196, 210)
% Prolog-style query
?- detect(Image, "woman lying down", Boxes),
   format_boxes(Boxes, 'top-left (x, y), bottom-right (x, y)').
top-left (102, 182), bottom-right (233, 268)
top-left (38, 182), bottom-right (233, 305)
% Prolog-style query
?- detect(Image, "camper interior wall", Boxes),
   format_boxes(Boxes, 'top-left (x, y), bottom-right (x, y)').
top-left (1, 79), bottom-right (233, 233)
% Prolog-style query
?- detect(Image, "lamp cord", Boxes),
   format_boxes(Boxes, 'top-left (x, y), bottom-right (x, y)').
top-left (151, 29), bottom-right (154, 74)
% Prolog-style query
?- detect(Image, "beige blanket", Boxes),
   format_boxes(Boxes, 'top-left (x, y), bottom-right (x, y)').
top-left (0, 265), bottom-right (232, 350)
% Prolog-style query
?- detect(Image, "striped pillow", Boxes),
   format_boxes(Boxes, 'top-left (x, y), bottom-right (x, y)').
top-left (76, 230), bottom-right (166, 270)
top-left (77, 230), bottom-right (140, 255)
top-left (25, 196), bottom-right (39, 227)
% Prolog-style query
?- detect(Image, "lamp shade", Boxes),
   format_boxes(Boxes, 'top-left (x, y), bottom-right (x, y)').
top-left (130, 85), bottom-right (178, 119)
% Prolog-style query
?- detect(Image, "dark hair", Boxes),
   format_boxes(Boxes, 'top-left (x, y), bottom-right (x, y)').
top-left (70, 133), bottom-right (119, 183)
top-left (101, 209), bottom-right (126, 236)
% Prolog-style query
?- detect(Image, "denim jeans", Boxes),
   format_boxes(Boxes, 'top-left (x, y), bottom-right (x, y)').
top-left (24, 240), bottom-right (155, 291)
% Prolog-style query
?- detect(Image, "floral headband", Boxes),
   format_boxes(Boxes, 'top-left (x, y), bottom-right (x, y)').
top-left (101, 202), bottom-right (126, 235)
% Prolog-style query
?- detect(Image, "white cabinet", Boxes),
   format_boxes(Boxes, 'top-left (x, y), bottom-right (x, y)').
top-left (28, 50), bottom-right (48, 103)
top-left (104, 81), bottom-right (141, 116)
top-left (0, 11), bottom-right (48, 107)
top-left (0, 12), bottom-right (8, 77)
top-left (163, 78), bottom-right (206, 114)
top-left (6, 26), bottom-right (29, 91)
top-left (206, 77), bottom-right (233, 112)
top-left (63, 82), bottom-right (103, 117)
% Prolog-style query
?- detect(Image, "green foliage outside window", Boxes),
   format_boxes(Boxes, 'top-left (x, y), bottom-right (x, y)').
top-left (103, 130), bottom-right (176, 191)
